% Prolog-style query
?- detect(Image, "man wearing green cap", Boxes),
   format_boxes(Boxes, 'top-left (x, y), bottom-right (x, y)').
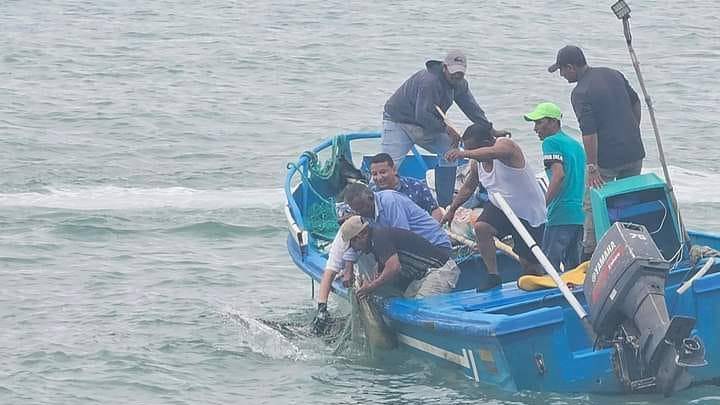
top-left (524, 102), bottom-right (586, 271)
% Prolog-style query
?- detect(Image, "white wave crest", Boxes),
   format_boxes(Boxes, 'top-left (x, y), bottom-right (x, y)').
top-left (644, 166), bottom-right (720, 204)
top-left (533, 165), bottom-right (720, 204)
top-left (0, 166), bottom-right (716, 211)
top-left (0, 186), bottom-right (285, 210)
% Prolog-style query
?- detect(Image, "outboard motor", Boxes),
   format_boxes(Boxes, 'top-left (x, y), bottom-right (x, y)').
top-left (583, 222), bottom-right (706, 396)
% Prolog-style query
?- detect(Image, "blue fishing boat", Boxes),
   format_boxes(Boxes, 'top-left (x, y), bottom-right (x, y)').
top-left (284, 131), bottom-right (720, 395)
top-left (284, 2), bottom-right (719, 395)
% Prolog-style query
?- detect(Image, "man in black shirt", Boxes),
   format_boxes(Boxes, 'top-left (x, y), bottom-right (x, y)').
top-left (549, 45), bottom-right (645, 258)
top-left (339, 216), bottom-right (460, 299)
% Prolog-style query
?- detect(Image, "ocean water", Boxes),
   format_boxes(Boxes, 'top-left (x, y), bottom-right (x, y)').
top-left (1, 1), bottom-right (719, 404)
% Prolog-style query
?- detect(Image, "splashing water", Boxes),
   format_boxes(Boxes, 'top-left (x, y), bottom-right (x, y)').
top-left (221, 310), bottom-right (308, 361)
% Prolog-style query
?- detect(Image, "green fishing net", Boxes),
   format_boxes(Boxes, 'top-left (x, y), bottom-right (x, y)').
top-left (307, 199), bottom-right (339, 242)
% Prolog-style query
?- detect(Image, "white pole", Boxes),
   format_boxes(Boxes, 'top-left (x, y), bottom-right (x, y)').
top-left (491, 192), bottom-right (593, 327)
top-left (677, 258), bottom-right (716, 295)
top-left (445, 229), bottom-right (520, 261)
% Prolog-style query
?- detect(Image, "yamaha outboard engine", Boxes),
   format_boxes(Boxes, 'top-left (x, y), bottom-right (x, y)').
top-left (583, 222), bottom-right (706, 396)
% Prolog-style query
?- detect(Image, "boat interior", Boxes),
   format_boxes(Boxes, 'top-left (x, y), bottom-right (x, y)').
top-left (284, 133), bottom-right (720, 335)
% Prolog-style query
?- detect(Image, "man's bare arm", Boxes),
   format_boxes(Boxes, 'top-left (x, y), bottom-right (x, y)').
top-left (441, 161), bottom-right (479, 224)
top-left (582, 133), bottom-right (604, 188)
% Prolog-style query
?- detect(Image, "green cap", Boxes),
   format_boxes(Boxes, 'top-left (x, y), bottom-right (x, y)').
top-left (524, 102), bottom-right (562, 121)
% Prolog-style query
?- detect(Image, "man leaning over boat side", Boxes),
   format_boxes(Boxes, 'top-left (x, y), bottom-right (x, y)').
top-left (311, 203), bottom-right (358, 335)
top-left (343, 183), bottom-right (451, 250)
top-left (524, 102), bottom-right (586, 272)
top-left (368, 152), bottom-right (443, 222)
top-left (312, 183), bottom-right (450, 332)
top-left (549, 45), bottom-right (645, 260)
top-left (381, 50), bottom-right (508, 208)
top-left (312, 167), bottom-right (445, 334)
top-left (339, 216), bottom-right (460, 299)
top-left (442, 123), bottom-right (547, 291)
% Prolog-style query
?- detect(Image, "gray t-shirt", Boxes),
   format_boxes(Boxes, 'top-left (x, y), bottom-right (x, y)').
top-left (571, 67), bottom-right (645, 168)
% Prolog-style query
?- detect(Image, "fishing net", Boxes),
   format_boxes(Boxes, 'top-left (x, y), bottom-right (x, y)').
top-left (301, 135), bottom-right (364, 201)
top-left (307, 199), bottom-right (339, 242)
top-left (451, 244), bottom-right (475, 265)
top-left (330, 255), bottom-right (397, 358)
top-left (295, 135), bottom-right (365, 243)
top-left (330, 287), bottom-right (371, 357)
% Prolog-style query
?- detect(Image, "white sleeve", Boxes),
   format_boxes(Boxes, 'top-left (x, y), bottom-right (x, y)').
top-left (325, 232), bottom-right (354, 272)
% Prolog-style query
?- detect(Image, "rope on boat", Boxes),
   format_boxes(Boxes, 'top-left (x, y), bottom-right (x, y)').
top-left (288, 135), bottom-right (359, 242)
top-left (689, 245), bottom-right (720, 265)
top-left (286, 161), bottom-right (332, 205)
top-left (301, 136), bottom-right (347, 182)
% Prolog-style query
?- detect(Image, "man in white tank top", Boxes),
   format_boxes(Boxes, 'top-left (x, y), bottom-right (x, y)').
top-left (442, 123), bottom-right (547, 291)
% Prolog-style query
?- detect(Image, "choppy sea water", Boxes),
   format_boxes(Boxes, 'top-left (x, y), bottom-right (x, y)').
top-left (1, 1), bottom-right (719, 404)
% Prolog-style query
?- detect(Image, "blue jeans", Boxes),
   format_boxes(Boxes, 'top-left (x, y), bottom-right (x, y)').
top-left (542, 224), bottom-right (583, 272)
top-left (381, 119), bottom-right (457, 206)
top-left (380, 120), bottom-right (456, 168)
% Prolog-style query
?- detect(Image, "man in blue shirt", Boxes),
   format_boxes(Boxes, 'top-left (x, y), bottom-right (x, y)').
top-left (368, 153), bottom-right (442, 221)
top-left (312, 180), bottom-right (448, 334)
top-left (524, 102), bottom-right (586, 271)
top-left (344, 183), bottom-right (451, 249)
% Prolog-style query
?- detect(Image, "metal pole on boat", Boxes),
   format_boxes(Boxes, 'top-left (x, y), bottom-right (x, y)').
top-left (611, 0), bottom-right (690, 247)
top-left (491, 192), bottom-right (597, 340)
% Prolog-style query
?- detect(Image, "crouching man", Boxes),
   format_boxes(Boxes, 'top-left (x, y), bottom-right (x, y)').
top-left (443, 123), bottom-right (547, 291)
top-left (339, 216), bottom-right (460, 300)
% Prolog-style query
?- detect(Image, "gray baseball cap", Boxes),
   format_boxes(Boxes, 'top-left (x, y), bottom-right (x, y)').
top-left (444, 50), bottom-right (467, 74)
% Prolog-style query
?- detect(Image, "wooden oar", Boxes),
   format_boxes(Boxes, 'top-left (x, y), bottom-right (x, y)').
top-left (445, 229), bottom-right (519, 261)
top-left (435, 105), bottom-right (462, 142)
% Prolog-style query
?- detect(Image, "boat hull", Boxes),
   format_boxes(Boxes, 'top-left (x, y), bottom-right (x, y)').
top-left (284, 132), bottom-right (720, 394)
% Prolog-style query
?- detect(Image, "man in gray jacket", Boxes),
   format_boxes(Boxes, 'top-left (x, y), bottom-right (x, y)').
top-left (382, 50), bottom-right (506, 207)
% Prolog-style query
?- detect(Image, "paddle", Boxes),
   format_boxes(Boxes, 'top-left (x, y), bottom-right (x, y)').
top-left (492, 191), bottom-right (596, 341)
top-left (435, 105), bottom-right (462, 146)
top-left (677, 258), bottom-right (717, 295)
top-left (436, 104), bottom-right (512, 140)
top-left (445, 229), bottom-right (520, 262)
